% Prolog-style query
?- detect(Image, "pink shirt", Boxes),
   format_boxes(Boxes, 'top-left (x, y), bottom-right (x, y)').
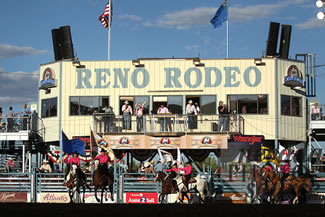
top-left (158, 107), bottom-right (169, 114)
top-left (165, 167), bottom-right (178, 173)
top-left (94, 155), bottom-right (109, 164)
top-left (263, 165), bottom-right (273, 172)
top-left (281, 164), bottom-right (290, 174)
top-left (65, 157), bottom-right (80, 166)
top-left (6, 161), bottom-right (14, 169)
top-left (179, 165), bottom-right (192, 175)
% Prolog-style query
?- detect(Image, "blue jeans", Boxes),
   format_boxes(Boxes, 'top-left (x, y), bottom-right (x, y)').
top-left (218, 116), bottom-right (227, 132)
top-left (160, 118), bottom-right (168, 132)
top-left (136, 116), bottom-right (143, 132)
top-left (123, 113), bottom-right (131, 129)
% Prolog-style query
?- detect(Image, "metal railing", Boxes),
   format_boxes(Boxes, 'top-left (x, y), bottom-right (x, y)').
top-left (0, 116), bottom-right (30, 133)
top-left (93, 114), bottom-right (243, 134)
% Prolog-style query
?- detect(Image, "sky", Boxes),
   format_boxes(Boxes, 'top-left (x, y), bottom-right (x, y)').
top-left (1, 0), bottom-right (325, 114)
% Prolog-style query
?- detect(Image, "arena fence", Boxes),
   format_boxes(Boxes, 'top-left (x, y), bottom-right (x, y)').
top-left (1, 171), bottom-right (325, 203)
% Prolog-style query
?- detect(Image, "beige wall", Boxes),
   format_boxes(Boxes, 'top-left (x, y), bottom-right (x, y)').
top-left (39, 58), bottom-right (306, 143)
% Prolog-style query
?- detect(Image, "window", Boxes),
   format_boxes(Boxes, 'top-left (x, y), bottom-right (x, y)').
top-left (281, 95), bottom-right (302, 116)
top-left (152, 96), bottom-right (183, 114)
top-left (70, 96), bottom-right (109, 116)
top-left (228, 95), bottom-right (268, 114)
top-left (186, 95), bottom-right (216, 115)
top-left (41, 98), bottom-right (57, 118)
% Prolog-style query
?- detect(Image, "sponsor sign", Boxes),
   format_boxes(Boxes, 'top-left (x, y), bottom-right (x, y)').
top-left (284, 65), bottom-right (303, 88)
top-left (39, 68), bottom-right (56, 90)
top-left (104, 135), bottom-right (228, 149)
top-left (217, 193), bottom-right (247, 204)
top-left (0, 192), bottom-right (27, 203)
top-left (230, 135), bottom-right (264, 146)
top-left (39, 192), bottom-right (70, 203)
top-left (83, 193), bottom-right (116, 203)
top-left (125, 192), bottom-right (158, 204)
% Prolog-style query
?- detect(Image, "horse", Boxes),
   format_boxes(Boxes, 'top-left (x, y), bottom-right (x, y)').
top-left (155, 171), bottom-right (178, 203)
top-left (64, 164), bottom-right (91, 203)
top-left (93, 162), bottom-right (115, 203)
top-left (248, 166), bottom-right (273, 203)
top-left (272, 174), bottom-right (312, 204)
top-left (174, 173), bottom-right (209, 204)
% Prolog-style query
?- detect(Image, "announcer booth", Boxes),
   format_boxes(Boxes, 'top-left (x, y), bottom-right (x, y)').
top-left (38, 57), bottom-right (306, 171)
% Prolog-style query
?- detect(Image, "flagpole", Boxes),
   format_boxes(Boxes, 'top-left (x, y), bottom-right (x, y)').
top-left (226, 0), bottom-right (229, 59)
top-left (108, 0), bottom-right (111, 60)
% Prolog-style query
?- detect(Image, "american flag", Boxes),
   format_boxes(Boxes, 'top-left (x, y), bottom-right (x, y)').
top-left (99, 0), bottom-right (112, 29)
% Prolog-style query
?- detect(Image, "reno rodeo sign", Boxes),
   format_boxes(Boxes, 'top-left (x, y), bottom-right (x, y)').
top-left (75, 66), bottom-right (262, 89)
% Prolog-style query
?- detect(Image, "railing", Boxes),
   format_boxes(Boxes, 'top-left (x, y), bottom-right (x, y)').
top-left (93, 114), bottom-right (243, 135)
top-left (0, 173), bottom-right (33, 193)
top-left (0, 116), bottom-right (30, 133)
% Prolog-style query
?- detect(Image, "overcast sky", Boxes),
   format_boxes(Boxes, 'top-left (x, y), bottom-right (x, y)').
top-left (1, 0), bottom-right (325, 114)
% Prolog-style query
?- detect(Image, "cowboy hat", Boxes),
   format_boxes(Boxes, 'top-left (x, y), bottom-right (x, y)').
top-left (100, 149), bottom-right (107, 152)
top-left (124, 101), bottom-right (129, 104)
top-left (150, 160), bottom-right (155, 164)
top-left (8, 157), bottom-right (13, 160)
top-left (73, 151), bottom-right (79, 155)
top-left (188, 100), bottom-right (193, 104)
top-left (144, 162), bottom-right (151, 168)
top-left (43, 159), bottom-right (48, 163)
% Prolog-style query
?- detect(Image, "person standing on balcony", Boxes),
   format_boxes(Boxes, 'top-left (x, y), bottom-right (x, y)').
top-left (157, 104), bottom-right (169, 132)
top-left (121, 101), bottom-right (132, 130)
top-left (217, 101), bottom-right (228, 132)
top-left (21, 104), bottom-right (31, 130)
top-left (186, 100), bottom-right (197, 130)
top-left (103, 105), bottom-right (114, 133)
top-left (135, 103), bottom-right (144, 132)
top-left (0, 107), bottom-right (2, 128)
top-left (312, 103), bottom-right (321, 120)
top-left (6, 106), bottom-right (15, 132)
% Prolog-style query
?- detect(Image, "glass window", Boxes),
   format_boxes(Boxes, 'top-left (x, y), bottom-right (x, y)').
top-left (41, 98), bottom-right (57, 118)
top-left (201, 96), bottom-right (216, 115)
top-left (168, 96), bottom-right (182, 114)
top-left (70, 96), bottom-right (108, 116)
top-left (229, 95), bottom-right (268, 114)
top-left (281, 95), bottom-right (302, 116)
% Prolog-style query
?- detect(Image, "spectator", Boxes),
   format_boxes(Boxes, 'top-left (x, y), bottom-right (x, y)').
top-left (121, 101), bottom-right (132, 130)
top-left (138, 162), bottom-right (145, 173)
top-left (119, 159), bottom-right (129, 173)
top-left (53, 159), bottom-right (61, 173)
top-left (312, 103), bottom-right (321, 120)
top-left (186, 100), bottom-right (197, 129)
top-left (6, 157), bottom-right (15, 173)
top-left (103, 105), bottom-right (114, 133)
top-left (135, 104), bottom-right (144, 132)
top-left (39, 159), bottom-right (52, 173)
top-left (217, 101), bottom-right (228, 132)
top-left (6, 106), bottom-right (15, 132)
top-left (144, 160), bottom-right (156, 176)
top-left (241, 105), bottom-right (247, 114)
top-left (157, 104), bottom-right (169, 132)
top-left (0, 107), bottom-right (2, 127)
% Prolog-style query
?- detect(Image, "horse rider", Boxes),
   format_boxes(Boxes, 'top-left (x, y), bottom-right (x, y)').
top-left (179, 162), bottom-right (193, 191)
top-left (165, 162), bottom-right (179, 192)
top-left (279, 160), bottom-right (290, 197)
top-left (64, 151), bottom-right (84, 181)
top-left (94, 149), bottom-right (110, 173)
top-left (262, 162), bottom-right (273, 173)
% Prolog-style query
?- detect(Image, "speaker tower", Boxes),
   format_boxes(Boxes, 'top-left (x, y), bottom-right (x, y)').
top-left (265, 22), bottom-right (280, 57)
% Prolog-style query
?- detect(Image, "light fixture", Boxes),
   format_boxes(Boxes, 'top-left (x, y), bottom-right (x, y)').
top-left (72, 60), bottom-right (85, 68)
top-left (193, 57), bottom-right (204, 67)
top-left (317, 11), bottom-right (325, 19)
top-left (316, 0), bottom-right (324, 8)
top-left (132, 59), bottom-right (144, 67)
top-left (254, 58), bottom-right (266, 66)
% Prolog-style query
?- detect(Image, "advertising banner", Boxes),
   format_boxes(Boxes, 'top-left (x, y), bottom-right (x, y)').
top-left (125, 192), bottom-right (158, 204)
top-left (0, 192), bottom-right (27, 203)
top-left (83, 192), bottom-right (116, 203)
top-left (39, 192), bottom-right (70, 203)
top-left (104, 135), bottom-right (228, 149)
top-left (216, 193), bottom-right (247, 204)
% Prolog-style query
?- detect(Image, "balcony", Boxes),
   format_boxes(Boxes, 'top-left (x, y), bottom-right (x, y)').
top-left (93, 114), bottom-right (243, 136)
top-left (0, 116), bottom-right (30, 141)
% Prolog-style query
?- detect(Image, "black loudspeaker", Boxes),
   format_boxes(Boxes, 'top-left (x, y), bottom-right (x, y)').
top-left (265, 22), bottom-right (280, 57)
top-left (51, 25), bottom-right (74, 61)
top-left (51, 29), bottom-right (62, 61)
top-left (279, 24), bottom-right (292, 59)
top-left (59, 26), bottom-right (74, 60)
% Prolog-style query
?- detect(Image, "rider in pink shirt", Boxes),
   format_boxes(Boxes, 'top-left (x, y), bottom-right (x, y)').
top-left (179, 162), bottom-right (192, 190)
top-left (65, 151), bottom-right (81, 166)
top-left (94, 149), bottom-right (109, 164)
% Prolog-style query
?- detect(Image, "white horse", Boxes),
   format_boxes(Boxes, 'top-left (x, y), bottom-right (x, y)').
top-left (174, 174), bottom-right (209, 204)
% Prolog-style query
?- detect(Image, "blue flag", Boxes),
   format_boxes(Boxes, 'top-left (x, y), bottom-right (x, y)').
top-left (62, 131), bottom-right (85, 155)
top-left (210, 1), bottom-right (228, 28)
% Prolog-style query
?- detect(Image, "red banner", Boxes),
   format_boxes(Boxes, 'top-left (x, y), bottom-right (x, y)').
top-left (0, 192), bottom-right (27, 203)
top-left (125, 192), bottom-right (158, 204)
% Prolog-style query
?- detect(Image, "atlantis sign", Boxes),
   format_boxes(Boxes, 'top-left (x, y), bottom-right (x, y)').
top-left (75, 66), bottom-right (262, 89)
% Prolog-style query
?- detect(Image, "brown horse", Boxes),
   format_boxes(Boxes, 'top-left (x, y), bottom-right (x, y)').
top-left (93, 164), bottom-right (114, 203)
top-left (155, 171), bottom-right (177, 203)
top-left (248, 166), bottom-right (273, 203)
top-left (272, 175), bottom-right (312, 204)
